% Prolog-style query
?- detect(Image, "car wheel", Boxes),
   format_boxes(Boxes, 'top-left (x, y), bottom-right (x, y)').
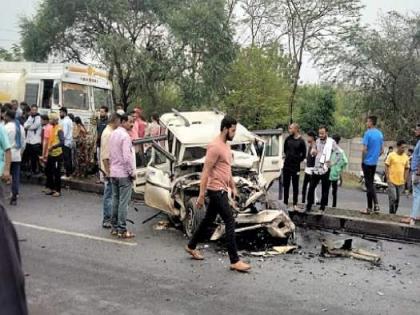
top-left (183, 197), bottom-right (206, 239)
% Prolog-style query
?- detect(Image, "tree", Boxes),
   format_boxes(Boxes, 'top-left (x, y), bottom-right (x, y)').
top-left (20, 0), bottom-right (235, 111)
top-left (331, 12), bottom-right (420, 139)
top-left (0, 45), bottom-right (23, 61)
top-left (273, 0), bottom-right (363, 123)
top-left (297, 85), bottom-right (336, 133)
top-left (223, 45), bottom-right (292, 129)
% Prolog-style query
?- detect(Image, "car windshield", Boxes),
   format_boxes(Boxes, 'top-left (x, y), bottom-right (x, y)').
top-left (183, 146), bottom-right (207, 161)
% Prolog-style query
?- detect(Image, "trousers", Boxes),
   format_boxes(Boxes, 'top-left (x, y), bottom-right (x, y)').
top-left (283, 168), bottom-right (300, 206)
top-left (362, 163), bottom-right (378, 210)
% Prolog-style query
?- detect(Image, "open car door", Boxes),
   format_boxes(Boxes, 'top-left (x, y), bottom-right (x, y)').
top-left (144, 141), bottom-right (176, 215)
top-left (132, 135), bottom-right (166, 194)
top-left (253, 129), bottom-right (283, 187)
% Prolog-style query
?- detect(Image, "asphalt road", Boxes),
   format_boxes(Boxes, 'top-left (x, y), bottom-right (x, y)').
top-left (6, 184), bottom-right (420, 315)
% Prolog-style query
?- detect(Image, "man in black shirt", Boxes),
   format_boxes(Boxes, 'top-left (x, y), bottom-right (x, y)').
top-left (283, 123), bottom-right (306, 211)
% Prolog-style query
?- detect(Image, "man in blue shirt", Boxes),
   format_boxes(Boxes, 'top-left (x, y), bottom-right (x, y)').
top-left (401, 124), bottom-right (420, 225)
top-left (59, 107), bottom-right (73, 179)
top-left (360, 116), bottom-right (384, 214)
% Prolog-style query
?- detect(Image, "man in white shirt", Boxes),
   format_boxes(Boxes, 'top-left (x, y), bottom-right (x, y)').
top-left (4, 110), bottom-right (26, 206)
top-left (23, 105), bottom-right (42, 175)
top-left (59, 107), bottom-right (73, 179)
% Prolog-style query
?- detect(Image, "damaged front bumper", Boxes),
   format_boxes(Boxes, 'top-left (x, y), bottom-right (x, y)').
top-left (210, 209), bottom-right (296, 241)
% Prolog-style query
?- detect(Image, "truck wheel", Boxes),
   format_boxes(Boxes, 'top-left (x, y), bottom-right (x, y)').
top-left (183, 197), bottom-right (206, 239)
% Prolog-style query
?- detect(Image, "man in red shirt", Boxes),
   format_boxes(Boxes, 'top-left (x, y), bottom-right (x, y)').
top-left (185, 116), bottom-right (251, 272)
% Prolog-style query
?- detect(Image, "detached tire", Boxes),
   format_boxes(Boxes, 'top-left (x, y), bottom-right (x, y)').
top-left (183, 197), bottom-right (206, 239)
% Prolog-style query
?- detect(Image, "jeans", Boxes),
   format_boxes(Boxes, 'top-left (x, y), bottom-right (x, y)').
top-left (26, 143), bottom-right (41, 173)
top-left (302, 173), bottom-right (311, 204)
top-left (46, 155), bottom-right (62, 193)
top-left (306, 171), bottom-right (330, 211)
top-left (387, 183), bottom-right (404, 214)
top-left (362, 163), bottom-right (378, 210)
top-left (283, 168), bottom-right (300, 206)
top-left (63, 146), bottom-right (73, 177)
top-left (410, 179), bottom-right (420, 219)
top-left (189, 190), bottom-right (239, 264)
top-left (111, 177), bottom-right (133, 233)
top-left (10, 162), bottom-right (21, 198)
top-left (102, 179), bottom-right (113, 224)
top-left (329, 180), bottom-right (338, 208)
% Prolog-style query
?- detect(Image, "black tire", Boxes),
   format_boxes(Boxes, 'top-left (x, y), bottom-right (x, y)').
top-left (183, 197), bottom-right (206, 239)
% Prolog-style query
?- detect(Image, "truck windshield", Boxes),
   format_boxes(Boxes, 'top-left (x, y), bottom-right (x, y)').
top-left (62, 83), bottom-right (89, 110)
top-left (93, 87), bottom-right (113, 110)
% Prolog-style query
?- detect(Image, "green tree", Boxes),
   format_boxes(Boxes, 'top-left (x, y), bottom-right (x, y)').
top-left (20, 0), bottom-right (235, 111)
top-left (296, 85), bottom-right (336, 133)
top-left (0, 45), bottom-right (23, 61)
top-left (222, 45), bottom-right (292, 129)
top-left (331, 12), bottom-right (420, 140)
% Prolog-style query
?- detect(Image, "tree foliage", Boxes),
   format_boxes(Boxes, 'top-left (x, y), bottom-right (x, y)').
top-left (0, 45), bottom-right (23, 61)
top-left (223, 45), bottom-right (292, 130)
top-left (296, 85), bottom-right (336, 133)
top-left (20, 0), bottom-right (235, 112)
top-left (331, 12), bottom-right (420, 139)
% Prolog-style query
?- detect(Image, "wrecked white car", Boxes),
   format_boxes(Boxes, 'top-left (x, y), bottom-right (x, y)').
top-left (132, 110), bottom-right (295, 240)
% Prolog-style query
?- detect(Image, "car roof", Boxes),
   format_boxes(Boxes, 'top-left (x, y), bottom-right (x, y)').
top-left (160, 111), bottom-right (256, 145)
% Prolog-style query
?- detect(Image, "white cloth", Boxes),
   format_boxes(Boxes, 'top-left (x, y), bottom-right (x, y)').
top-left (59, 116), bottom-right (73, 148)
top-left (24, 115), bottom-right (42, 145)
top-left (5, 122), bottom-right (26, 162)
top-left (313, 137), bottom-right (335, 175)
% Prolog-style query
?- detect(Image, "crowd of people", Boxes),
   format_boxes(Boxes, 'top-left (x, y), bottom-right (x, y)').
top-left (282, 116), bottom-right (420, 226)
top-left (0, 100), bottom-right (160, 207)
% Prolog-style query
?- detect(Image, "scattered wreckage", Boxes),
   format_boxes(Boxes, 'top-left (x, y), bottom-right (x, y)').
top-left (132, 109), bottom-right (295, 241)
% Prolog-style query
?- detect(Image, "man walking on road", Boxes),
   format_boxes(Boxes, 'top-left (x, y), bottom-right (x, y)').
top-left (385, 140), bottom-right (409, 214)
top-left (100, 114), bottom-right (120, 229)
top-left (109, 114), bottom-right (135, 239)
top-left (283, 123), bottom-right (306, 211)
top-left (401, 124), bottom-right (420, 225)
top-left (360, 116), bottom-right (384, 214)
top-left (59, 107), bottom-right (73, 179)
top-left (23, 105), bottom-right (42, 175)
top-left (305, 126), bottom-right (335, 212)
top-left (4, 110), bottom-right (26, 206)
top-left (185, 116), bottom-right (251, 272)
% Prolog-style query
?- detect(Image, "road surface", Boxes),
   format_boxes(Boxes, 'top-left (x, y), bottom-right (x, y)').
top-left (6, 184), bottom-right (420, 315)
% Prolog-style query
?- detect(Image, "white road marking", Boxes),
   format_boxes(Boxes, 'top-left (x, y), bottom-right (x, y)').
top-left (13, 221), bottom-right (137, 247)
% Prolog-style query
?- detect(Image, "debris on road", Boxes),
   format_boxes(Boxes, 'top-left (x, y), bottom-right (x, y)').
top-left (153, 220), bottom-right (171, 231)
top-left (272, 245), bottom-right (298, 254)
top-left (321, 238), bottom-right (381, 264)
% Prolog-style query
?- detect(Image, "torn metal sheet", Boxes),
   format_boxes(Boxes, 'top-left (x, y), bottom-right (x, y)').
top-left (321, 239), bottom-right (381, 264)
top-left (272, 245), bottom-right (298, 254)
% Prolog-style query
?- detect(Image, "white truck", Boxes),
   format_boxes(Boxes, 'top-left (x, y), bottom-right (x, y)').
top-left (0, 62), bottom-right (113, 122)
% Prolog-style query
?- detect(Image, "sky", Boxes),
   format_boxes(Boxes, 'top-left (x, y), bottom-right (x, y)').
top-left (1, 0), bottom-right (420, 82)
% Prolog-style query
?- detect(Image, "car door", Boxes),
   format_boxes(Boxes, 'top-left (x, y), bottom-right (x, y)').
top-left (144, 142), bottom-right (176, 214)
top-left (254, 130), bottom-right (283, 187)
top-left (132, 135), bottom-right (166, 194)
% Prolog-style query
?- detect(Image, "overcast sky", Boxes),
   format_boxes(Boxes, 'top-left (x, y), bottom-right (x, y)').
top-left (1, 0), bottom-right (420, 82)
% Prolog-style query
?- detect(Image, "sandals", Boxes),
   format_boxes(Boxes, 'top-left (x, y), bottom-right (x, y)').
top-left (118, 230), bottom-right (136, 239)
top-left (51, 192), bottom-right (61, 197)
top-left (360, 208), bottom-right (372, 215)
top-left (185, 245), bottom-right (204, 260)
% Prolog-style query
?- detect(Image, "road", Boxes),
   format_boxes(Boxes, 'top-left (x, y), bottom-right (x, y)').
top-left (6, 184), bottom-right (420, 315)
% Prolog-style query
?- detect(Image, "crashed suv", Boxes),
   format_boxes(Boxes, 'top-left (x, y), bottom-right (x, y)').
top-left (132, 110), bottom-right (295, 241)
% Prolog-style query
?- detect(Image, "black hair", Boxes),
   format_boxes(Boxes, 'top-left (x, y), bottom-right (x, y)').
top-left (109, 113), bottom-right (121, 123)
top-left (151, 112), bottom-right (159, 123)
top-left (396, 140), bottom-right (406, 147)
top-left (1, 103), bottom-right (12, 113)
top-left (60, 107), bottom-right (68, 114)
top-left (41, 114), bottom-right (49, 121)
top-left (74, 116), bottom-right (84, 126)
top-left (120, 113), bottom-right (130, 123)
top-left (20, 102), bottom-right (28, 107)
top-left (408, 148), bottom-right (414, 153)
top-left (31, 104), bottom-right (38, 109)
top-left (68, 113), bottom-right (75, 122)
top-left (307, 130), bottom-right (317, 139)
top-left (100, 106), bottom-right (109, 113)
top-left (5, 110), bottom-right (16, 120)
top-left (332, 134), bottom-right (341, 144)
top-left (368, 115), bottom-right (377, 126)
top-left (388, 146), bottom-right (393, 149)
top-left (319, 125), bottom-right (329, 132)
top-left (220, 115), bottom-right (237, 131)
